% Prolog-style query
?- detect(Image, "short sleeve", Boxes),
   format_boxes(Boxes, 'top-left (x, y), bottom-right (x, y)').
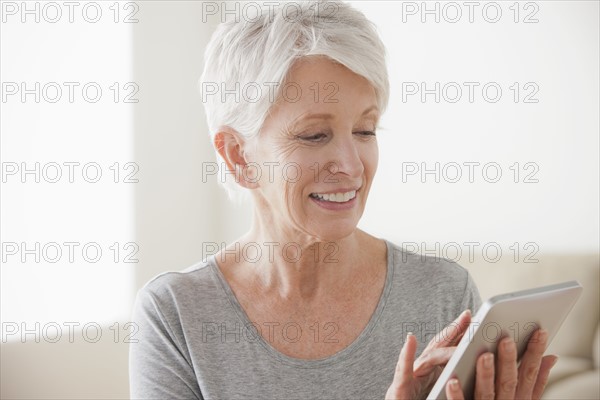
top-left (129, 287), bottom-right (203, 400)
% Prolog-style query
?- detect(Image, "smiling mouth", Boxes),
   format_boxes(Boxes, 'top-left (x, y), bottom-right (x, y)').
top-left (309, 190), bottom-right (357, 203)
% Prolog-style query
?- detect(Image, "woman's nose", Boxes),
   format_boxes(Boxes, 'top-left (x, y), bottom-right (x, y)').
top-left (327, 135), bottom-right (364, 179)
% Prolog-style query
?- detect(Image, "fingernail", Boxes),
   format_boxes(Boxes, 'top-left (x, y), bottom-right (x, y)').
top-left (449, 379), bottom-right (459, 391)
top-left (538, 329), bottom-right (548, 341)
top-left (503, 338), bottom-right (515, 352)
top-left (484, 353), bottom-right (494, 368)
top-left (550, 356), bottom-right (559, 367)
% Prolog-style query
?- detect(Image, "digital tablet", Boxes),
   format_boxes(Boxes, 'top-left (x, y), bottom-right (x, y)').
top-left (427, 280), bottom-right (583, 400)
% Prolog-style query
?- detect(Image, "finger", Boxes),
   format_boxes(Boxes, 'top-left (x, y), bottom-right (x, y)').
top-left (413, 346), bottom-right (456, 377)
top-left (474, 352), bottom-right (495, 400)
top-left (531, 355), bottom-right (558, 400)
top-left (390, 333), bottom-right (418, 395)
top-left (426, 309), bottom-right (472, 351)
top-left (445, 379), bottom-right (465, 400)
top-left (515, 329), bottom-right (548, 399)
top-left (495, 337), bottom-right (518, 399)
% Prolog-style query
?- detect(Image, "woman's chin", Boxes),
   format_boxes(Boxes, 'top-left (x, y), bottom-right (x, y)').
top-left (309, 213), bottom-right (364, 241)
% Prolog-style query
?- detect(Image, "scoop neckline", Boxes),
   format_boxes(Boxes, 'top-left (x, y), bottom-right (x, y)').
top-left (208, 239), bottom-right (395, 368)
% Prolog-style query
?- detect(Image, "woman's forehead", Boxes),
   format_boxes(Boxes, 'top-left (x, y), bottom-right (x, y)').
top-left (266, 59), bottom-right (379, 122)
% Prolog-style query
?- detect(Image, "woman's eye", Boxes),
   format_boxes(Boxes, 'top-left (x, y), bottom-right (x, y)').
top-left (300, 133), bottom-right (327, 141)
top-left (355, 131), bottom-right (376, 137)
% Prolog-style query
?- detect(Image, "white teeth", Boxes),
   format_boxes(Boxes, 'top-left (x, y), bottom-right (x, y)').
top-left (311, 190), bottom-right (356, 203)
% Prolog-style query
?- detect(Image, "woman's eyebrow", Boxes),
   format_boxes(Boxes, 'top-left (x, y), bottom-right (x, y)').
top-left (289, 106), bottom-right (379, 129)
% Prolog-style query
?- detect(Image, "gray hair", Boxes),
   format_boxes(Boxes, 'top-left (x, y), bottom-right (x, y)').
top-left (199, 0), bottom-right (389, 202)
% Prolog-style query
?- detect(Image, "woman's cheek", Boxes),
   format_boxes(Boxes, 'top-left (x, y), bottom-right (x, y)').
top-left (363, 142), bottom-right (379, 174)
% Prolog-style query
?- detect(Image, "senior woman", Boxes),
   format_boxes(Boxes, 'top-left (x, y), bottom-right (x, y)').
top-left (129, 1), bottom-right (556, 399)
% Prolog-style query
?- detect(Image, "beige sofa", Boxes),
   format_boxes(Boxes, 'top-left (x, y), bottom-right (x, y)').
top-left (462, 254), bottom-right (599, 399)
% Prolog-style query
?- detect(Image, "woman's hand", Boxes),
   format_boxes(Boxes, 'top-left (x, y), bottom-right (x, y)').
top-left (385, 310), bottom-right (472, 400)
top-left (445, 329), bottom-right (558, 400)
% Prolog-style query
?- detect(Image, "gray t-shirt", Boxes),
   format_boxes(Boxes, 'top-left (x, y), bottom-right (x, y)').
top-left (129, 239), bottom-right (481, 399)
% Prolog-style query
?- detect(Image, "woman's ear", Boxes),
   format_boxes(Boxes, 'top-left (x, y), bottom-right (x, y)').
top-left (213, 127), bottom-right (259, 190)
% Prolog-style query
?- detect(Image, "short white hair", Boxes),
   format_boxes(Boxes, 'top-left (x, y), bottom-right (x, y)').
top-left (199, 0), bottom-right (389, 203)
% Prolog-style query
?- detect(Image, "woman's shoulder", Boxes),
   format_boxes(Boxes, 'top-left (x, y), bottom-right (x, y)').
top-left (386, 238), bottom-right (467, 269)
top-left (384, 238), bottom-right (473, 289)
top-left (136, 257), bottom-right (221, 306)
top-left (384, 238), bottom-right (482, 311)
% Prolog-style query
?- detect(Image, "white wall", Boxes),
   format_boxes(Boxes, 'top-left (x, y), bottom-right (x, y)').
top-left (1, 2), bottom-right (137, 398)
top-left (1, 0), bottom-right (136, 330)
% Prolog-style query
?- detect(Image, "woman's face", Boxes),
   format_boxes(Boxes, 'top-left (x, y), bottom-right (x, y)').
top-left (247, 56), bottom-right (380, 242)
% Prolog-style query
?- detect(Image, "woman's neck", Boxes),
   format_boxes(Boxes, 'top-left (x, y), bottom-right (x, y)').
top-left (220, 221), bottom-right (375, 302)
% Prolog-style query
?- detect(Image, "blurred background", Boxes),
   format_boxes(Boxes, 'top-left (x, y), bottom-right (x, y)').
top-left (1, 1), bottom-right (598, 398)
